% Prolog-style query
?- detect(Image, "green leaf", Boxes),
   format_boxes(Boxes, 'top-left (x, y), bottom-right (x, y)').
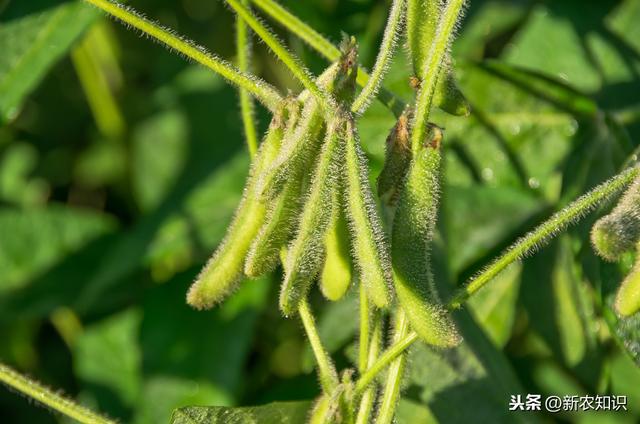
top-left (0, 0), bottom-right (99, 121)
top-left (467, 263), bottom-right (521, 347)
top-left (133, 377), bottom-right (231, 424)
top-left (74, 308), bottom-right (143, 407)
top-left (0, 204), bottom-right (116, 293)
top-left (445, 185), bottom-right (542, 274)
top-left (170, 401), bottom-right (311, 424)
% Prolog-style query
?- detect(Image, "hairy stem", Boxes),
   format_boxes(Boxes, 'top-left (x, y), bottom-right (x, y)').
top-left (355, 314), bottom-right (383, 424)
top-left (299, 300), bottom-right (339, 394)
top-left (82, 0), bottom-right (282, 111)
top-left (225, 0), bottom-right (333, 112)
top-left (351, 0), bottom-right (405, 115)
top-left (410, 0), bottom-right (466, 152)
top-left (374, 310), bottom-right (410, 424)
top-left (449, 165), bottom-right (640, 308)
top-left (249, 0), bottom-right (405, 116)
top-left (236, 0), bottom-right (259, 156)
top-left (358, 283), bottom-right (370, 373)
top-left (354, 329), bottom-right (417, 395)
top-left (0, 362), bottom-right (115, 424)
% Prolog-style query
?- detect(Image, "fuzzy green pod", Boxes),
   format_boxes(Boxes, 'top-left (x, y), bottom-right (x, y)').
top-left (616, 257), bottom-right (640, 317)
top-left (377, 110), bottom-right (412, 208)
top-left (343, 119), bottom-right (392, 308)
top-left (258, 93), bottom-right (326, 200)
top-left (279, 122), bottom-right (343, 315)
top-left (406, 0), bottom-right (469, 117)
top-left (244, 169), bottom-right (305, 277)
top-left (320, 196), bottom-right (353, 301)
top-left (259, 43), bottom-right (358, 200)
top-left (391, 133), bottom-right (460, 347)
top-left (308, 395), bottom-right (335, 424)
top-left (591, 177), bottom-right (640, 261)
top-left (186, 112), bottom-right (286, 309)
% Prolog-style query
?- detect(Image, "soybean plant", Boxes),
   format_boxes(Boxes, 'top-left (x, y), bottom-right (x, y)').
top-left (3, 1), bottom-right (640, 423)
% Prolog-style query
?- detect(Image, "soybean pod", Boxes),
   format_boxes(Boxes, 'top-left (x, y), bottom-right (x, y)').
top-left (186, 110), bottom-right (286, 309)
top-left (343, 118), bottom-right (392, 308)
top-left (279, 120), bottom-right (344, 315)
top-left (391, 129), bottom-right (460, 347)
top-left (320, 192), bottom-right (354, 301)
top-left (406, 0), bottom-right (469, 116)
top-left (591, 176), bottom-right (640, 261)
top-left (377, 110), bottom-right (412, 209)
top-left (616, 254), bottom-right (640, 317)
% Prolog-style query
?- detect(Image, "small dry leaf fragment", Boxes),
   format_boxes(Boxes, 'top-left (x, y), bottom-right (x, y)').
top-left (391, 130), bottom-right (460, 347)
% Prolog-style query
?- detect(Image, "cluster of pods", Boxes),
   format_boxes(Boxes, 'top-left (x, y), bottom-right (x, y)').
top-left (186, 39), bottom-right (460, 348)
top-left (591, 178), bottom-right (640, 317)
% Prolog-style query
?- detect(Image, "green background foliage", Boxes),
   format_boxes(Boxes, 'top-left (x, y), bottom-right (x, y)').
top-left (1, 0), bottom-right (639, 422)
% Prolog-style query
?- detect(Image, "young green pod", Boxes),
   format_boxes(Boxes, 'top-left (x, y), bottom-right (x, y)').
top-left (377, 110), bottom-right (412, 208)
top-left (258, 93), bottom-right (326, 200)
top-left (391, 131), bottom-right (460, 347)
top-left (186, 111), bottom-right (286, 309)
top-left (259, 43), bottom-right (358, 200)
top-left (343, 118), bottom-right (393, 308)
top-left (244, 170), bottom-right (305, 277)
top-left (320, 196), bottom-right (353, 301)
top-left (406, 0), bottom-right (470, 117)
top-left (591, 177), bottom-right (640, 261)
top-left (279, 121), bottom-right (343, 315)
top-left (615, 256), bottom-right (640, 317)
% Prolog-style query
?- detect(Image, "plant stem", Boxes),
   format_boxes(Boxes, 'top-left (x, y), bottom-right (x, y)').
top-left (358, 283), bottom-right (370, 373)
top-left (298, 300), bottom-right (339, 394)
top-left (351, 0), bottom-right (405, 115)
top-left (449, 165), bottom-right (640, 308)
top-left (355, 313), bottom-right (383, 424)
top-left (0, 362), bottom-right (115, 424)
top-left (354, 329), bottom-right (417, 395)
top-left (249, 0), bottom-right (405, 116)
top-left (82, 0), bottom-right (282, 112)
top-left (410, 0), bottom-right (466, 152)
top-left (225, 0), bottom-right (333, 113)
top-left (71, 24), bottom-right (125, 140)
top-left (236, 0), bottom-right (259, 156)
top-left (352, 166), bottom-right (640, 391)
top-left (374, 310), bottom-right (410, 424)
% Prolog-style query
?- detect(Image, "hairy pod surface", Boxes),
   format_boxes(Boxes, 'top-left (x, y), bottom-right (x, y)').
top-left (320, 195), bottom-right (354, 301)
top-left (343, 119), bottom-right (393, 308)
top-left (406, 0), bottom-right (469, 116)
top-left (616, 256), bottom-right (640, 317)
top-left (244, 101), bottom-right (307, 276)
top-left (591, 177), bottom-right (640, 261)
top-left (187, 112), bottom-right (286, 309)
top-left (377, 110), bottom-right (413, 208)
top-left (391, 133), bottom-right (460, 347)
top-left (280, 122), bottom-right (344, 315)
top-left (259, 43), bottom-right (358, 200)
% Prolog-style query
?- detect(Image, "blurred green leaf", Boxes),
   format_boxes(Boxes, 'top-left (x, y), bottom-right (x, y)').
top-left (74, 308), bottom-right (142, 407)
top-left (133, 377), bottom-right (231, 424)
top-left (0, 0), bottom-right (98, 121)
top-left (171, 401), bottom-right (311, 424)
top-left (0, 204), bottom-right (116, 293)
top-left (467, 263), bottom-right (521, 347)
